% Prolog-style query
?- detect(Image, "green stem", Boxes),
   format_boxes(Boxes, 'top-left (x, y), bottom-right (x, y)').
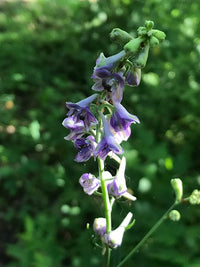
top-left (117, 202), bottom-right (177, 267)
top-left (96, 117), bottom-right (112, 267)
top-left (98, 157), bottom-right (112, 232)
top-left (98, 157), bottom-right (112, 267)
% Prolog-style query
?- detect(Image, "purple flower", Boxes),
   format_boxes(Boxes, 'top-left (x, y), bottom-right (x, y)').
top-left (79, 173), bottom-right (100, 195)
top-left (94, 114), bottom-right (123, 160)
top-left (65, 94), bottom-right (98, 131)
top-left (93, 218), bottom-right (106, 236)
top-left (107, 157), bottom-right (127, 197)
top-left (74, 135), bottom-right (96, 162)
top-left (92, 71), bottom-right (124, 104)
top-left (103, 212), bottom-right (133, 248)
top-left (125, 68), bottom-right (141, 87)
top-left (110, 102), bottom-right (140, 132)
top-left (92, 51), bottom-right (125, 104)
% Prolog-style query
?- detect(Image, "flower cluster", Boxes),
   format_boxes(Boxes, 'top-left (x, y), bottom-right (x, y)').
top-left (62, 48), bottom-right (141, 163)
top-left (63, 21), bottom-right (166, 249)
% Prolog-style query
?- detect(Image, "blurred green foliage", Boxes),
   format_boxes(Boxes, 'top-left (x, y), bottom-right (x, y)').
top-left (0, 0), bottom-right (200, 266)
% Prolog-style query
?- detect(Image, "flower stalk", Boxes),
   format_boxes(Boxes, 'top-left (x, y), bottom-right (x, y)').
top-left (117, 202), bottom-right (177, 267)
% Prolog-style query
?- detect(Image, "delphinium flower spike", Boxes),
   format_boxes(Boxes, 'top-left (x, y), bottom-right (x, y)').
top-left (62, 20), bottom-right (166, 266)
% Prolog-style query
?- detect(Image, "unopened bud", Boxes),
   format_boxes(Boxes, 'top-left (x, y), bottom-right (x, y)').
top-left (171, 178), bottom-right (183, 203)
top-left (150, 36), bottom-right (159, 47)
top-left (145, 20), bottom-right (154, 30)
top-left (134, 41), bottom-right (150, 68)
top-left (93, 218), bottom-right (106, 236)
top-left (152, 29), bottom-right (166, 41)
top-left (110, 28), bottom-right (133, 46)
top-left (137, 26), bottom-right (147, 36)
top-left (126, 67), bottom-right (141, 87)
top-left (189, 189), bottom-right (200, 205)
top-left (124, 37), bottom-right (145, 56)
top-left (169, 210), bottom-right (181, 221)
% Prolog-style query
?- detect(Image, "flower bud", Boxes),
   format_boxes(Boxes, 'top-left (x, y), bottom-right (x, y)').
top-left (124, 37), bottom-right (145, 56)
top-left (126, 67), bottom-right (141, 87)
top-left (137, 26), bottom-right (147, 36)
top-left (93, 217), bottom-right (106, 236)
top-left (152, 29), bottom-right (166, 41)
top-left (189, 189), bottom-right (200, 205)
top-left (150, 36), bottom-right (159, 47)
top-left (110, 28), bottom-right (133, 46)
top-left (145, 20), bottom-right (154, 30)
top-left (169, 210), bottom-right (181, 221)
top-left (134, 41), bottom-right (150, 68)
top-left (171, 178), bottom-right (183, 203)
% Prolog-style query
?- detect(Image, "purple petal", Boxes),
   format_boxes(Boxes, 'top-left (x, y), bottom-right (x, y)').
top-left (62, 117), bottom-right (84, 130)
top-left (95, 51), bottom-right (125, 69)
top-left (76, 94), bottom-right (98, 108)
top-left (74, 136), bottom-right (95, 162)
top-left (92, 79), bottom-right (104, 91)
top-left (110, 102), bottom-right (140, 131)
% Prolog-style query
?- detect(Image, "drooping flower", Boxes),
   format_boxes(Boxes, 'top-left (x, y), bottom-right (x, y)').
top-left (93, 217), bottom-right (107, 236)
top-left (74, 135), bottom-right (96, 162)
top-left (65, 94), bottom-right (98, 131)
top-left (103, 212), bottom-right (133, 248)
top-left (79, 173), bottom-right (100, 195)
top-left (94, 113), bottom-right (123, 160)
top-left (110, 102), bottom-right (140, 132)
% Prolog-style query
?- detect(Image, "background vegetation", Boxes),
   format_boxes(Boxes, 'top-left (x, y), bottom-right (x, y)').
top-left (0, 0), bottom-right (200, 266)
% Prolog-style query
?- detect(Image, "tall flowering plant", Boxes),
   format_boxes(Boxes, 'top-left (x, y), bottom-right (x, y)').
top-left (63, 21), bottom-right (200, 266)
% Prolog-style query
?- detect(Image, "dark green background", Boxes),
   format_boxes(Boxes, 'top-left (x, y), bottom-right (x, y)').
top-left (0, 0), bottom-right (200, 266)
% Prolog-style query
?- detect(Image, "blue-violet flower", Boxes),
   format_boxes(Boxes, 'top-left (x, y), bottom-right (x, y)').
top-left (74, 135), bottom-right (96, 162)
top-left (65, 94), bottom-right (98, 131)
top-left (92, 70), bottom-right (124, 104)
top-left (110, 102), bottom-right (140, 132)
top-left (94, 113), bottom-right (123, 160)
top-left (79, 173), bottom-right (100, 195)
